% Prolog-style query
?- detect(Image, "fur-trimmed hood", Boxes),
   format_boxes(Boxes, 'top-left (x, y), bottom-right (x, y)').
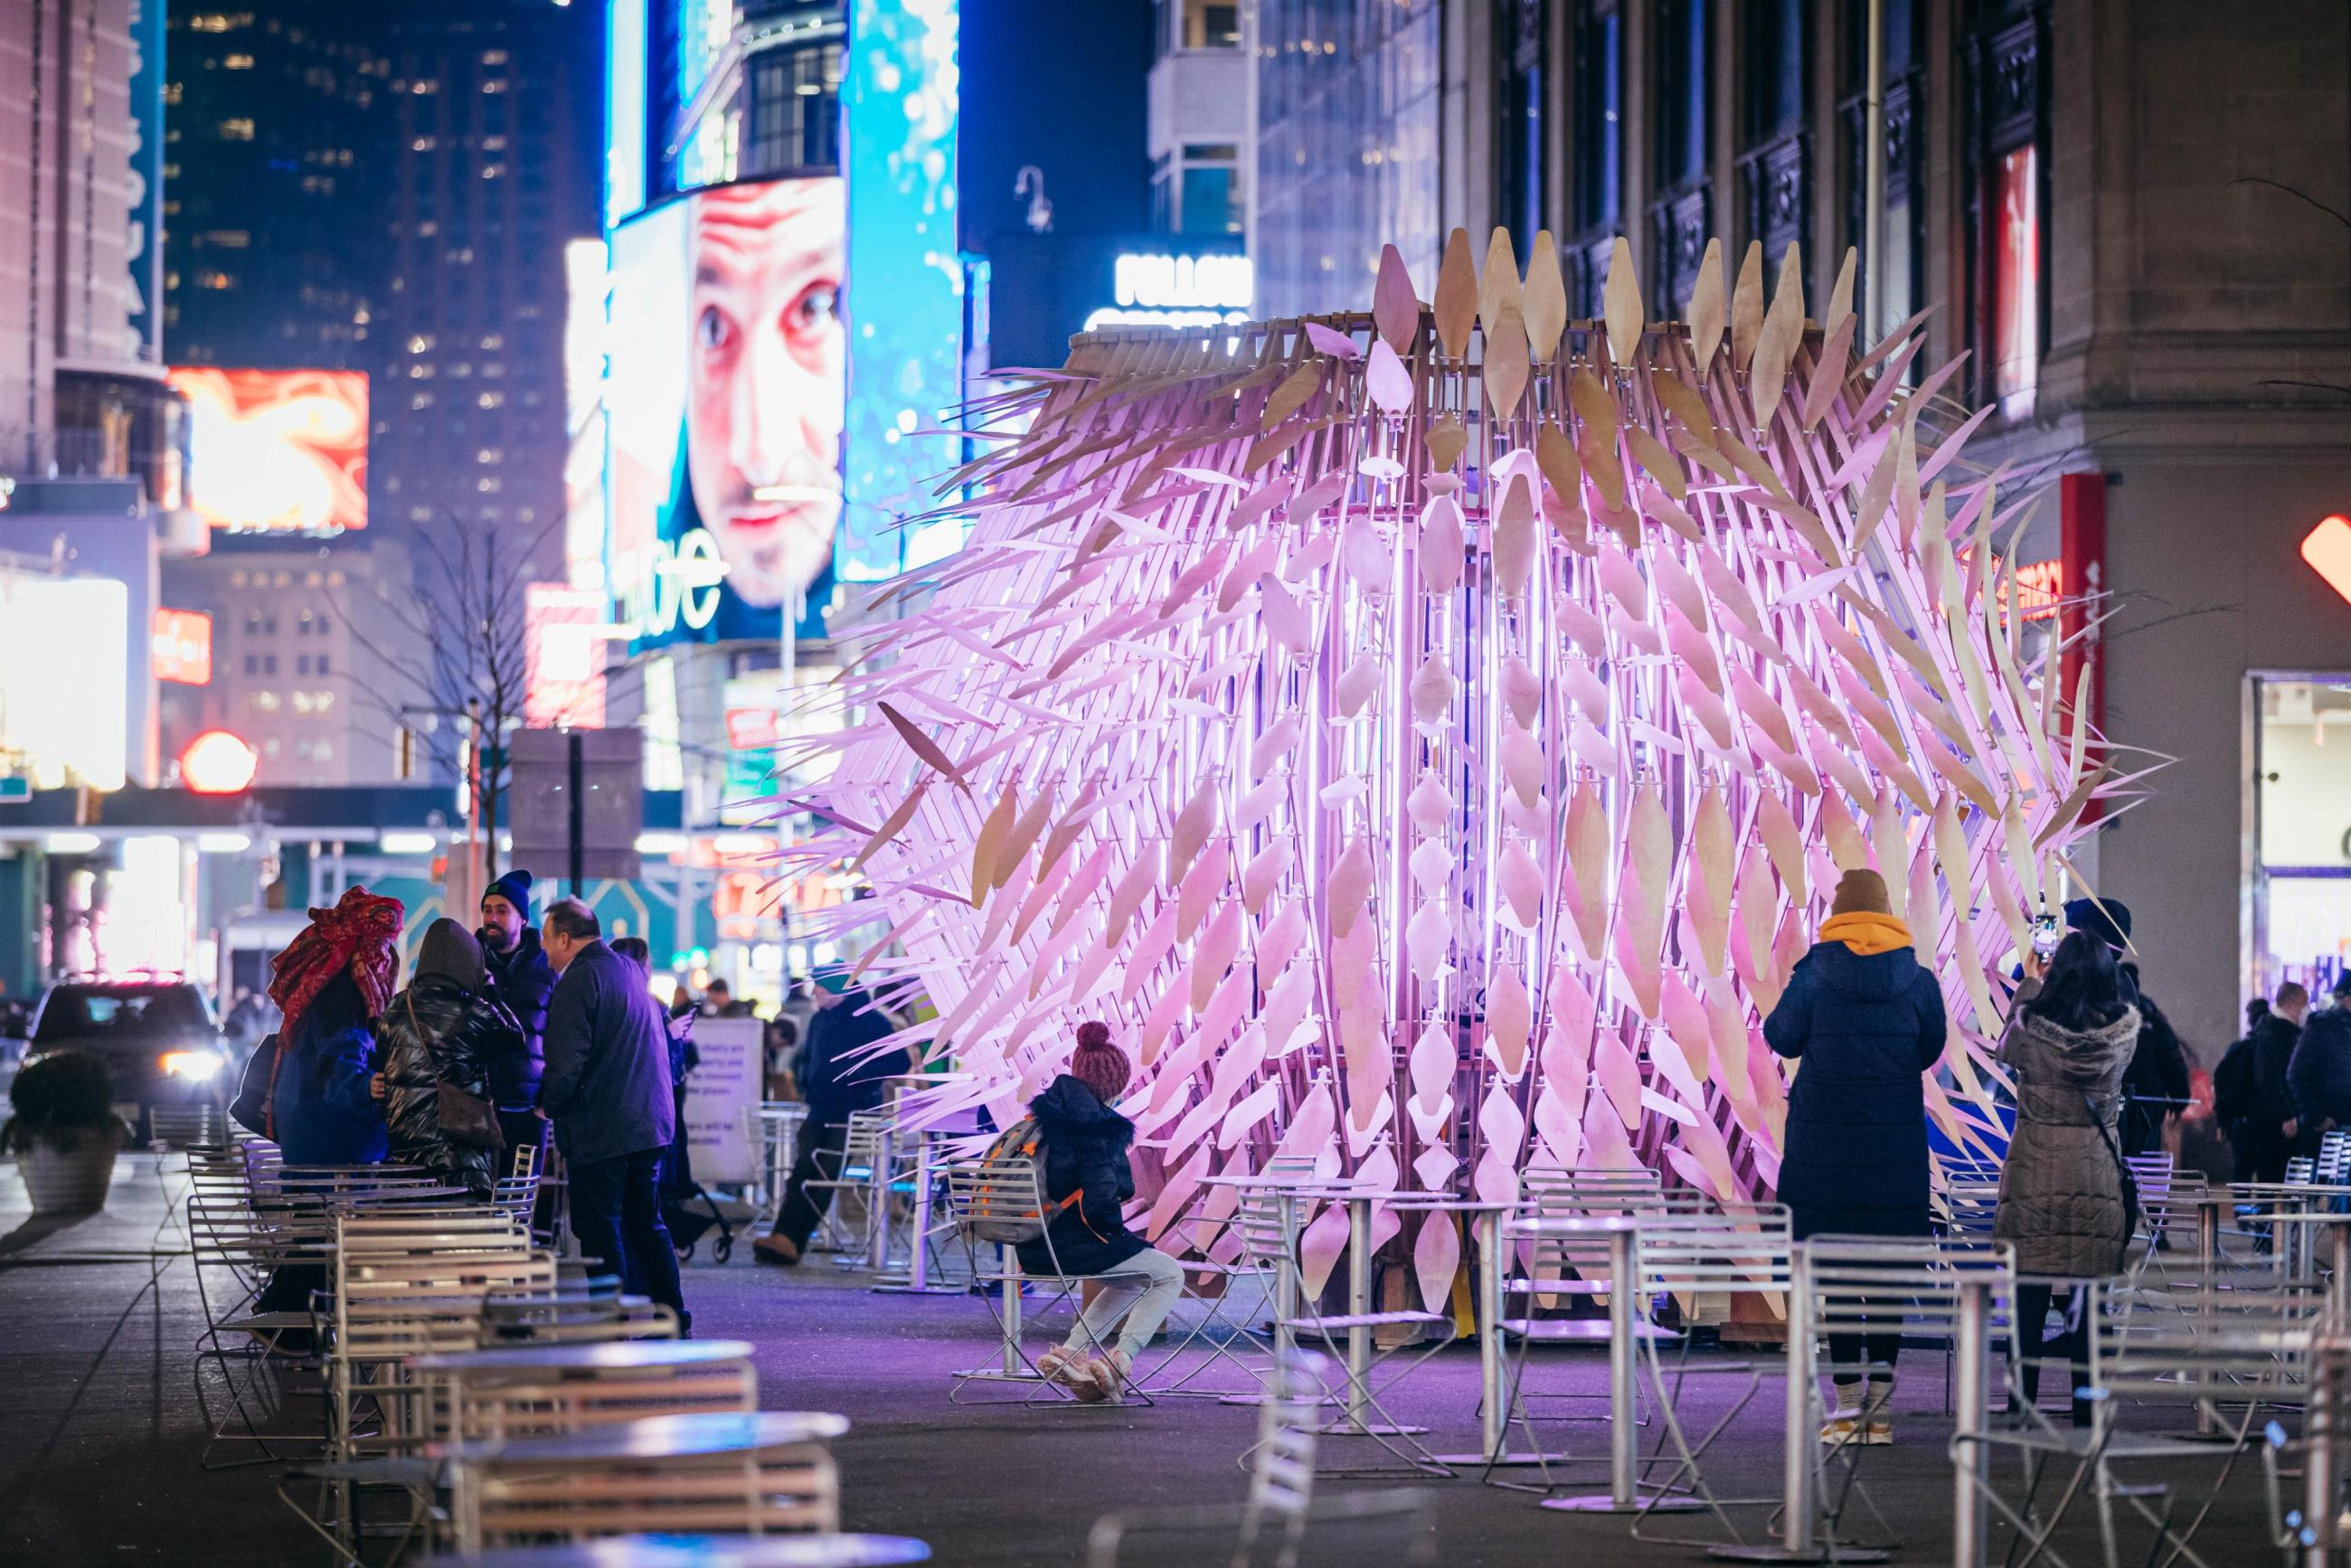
top-left (2015, 1006), bottom-right (2141, 1087)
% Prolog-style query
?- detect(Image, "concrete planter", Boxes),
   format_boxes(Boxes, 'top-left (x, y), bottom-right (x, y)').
top-left (17, 1135), bottom-right (119, 1214)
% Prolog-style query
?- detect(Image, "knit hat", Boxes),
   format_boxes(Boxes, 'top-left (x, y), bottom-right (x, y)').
top-left (416, 917), bottom-right (486, 990)
top-left (1070, 1021), bottom-right (1131, 1104)
top-left (2064, 896), bottom-right (2132, 952)
top-left (2332, 970), bottom-right (2351, 1001)
top-left (482, 868), bottom-right (533, 919)
top-left (1829, 868), bottom-right (1892, 918)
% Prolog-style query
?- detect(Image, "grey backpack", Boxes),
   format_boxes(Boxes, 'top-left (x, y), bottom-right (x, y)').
top-left (967, 1115), bottom-right (1076, 1243)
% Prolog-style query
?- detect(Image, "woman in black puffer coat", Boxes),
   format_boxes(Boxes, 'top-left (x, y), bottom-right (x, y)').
top-left (373, 919), bottom-right (527, 1197)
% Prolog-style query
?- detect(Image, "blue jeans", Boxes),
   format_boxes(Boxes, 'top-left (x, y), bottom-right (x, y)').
top-left (569, 1147), bottom-right (687, 1327)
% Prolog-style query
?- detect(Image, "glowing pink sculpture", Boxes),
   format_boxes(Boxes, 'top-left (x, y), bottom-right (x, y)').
top-left (789, 234), bottom-right (2122, 1308)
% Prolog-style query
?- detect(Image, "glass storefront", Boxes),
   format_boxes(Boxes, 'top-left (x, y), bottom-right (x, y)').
top-left (2250, 674), bottom-right (2351, 1002)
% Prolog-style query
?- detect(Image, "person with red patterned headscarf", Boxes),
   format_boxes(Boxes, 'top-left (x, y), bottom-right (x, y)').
top-left (264, 885), bottom-right (404, 1166)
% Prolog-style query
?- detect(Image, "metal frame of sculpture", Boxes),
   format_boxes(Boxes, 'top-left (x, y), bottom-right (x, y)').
top-left (784, 232), bottom-right (2129, 1310)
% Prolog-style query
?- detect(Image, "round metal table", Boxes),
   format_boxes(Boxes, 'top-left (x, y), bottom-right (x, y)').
top-left (418, 1531), bottom-right (930, 1567)
top-left (409, 1339), bottom-right (755, 1373)
top-left (435, 1412), bottom-right (851, 1465)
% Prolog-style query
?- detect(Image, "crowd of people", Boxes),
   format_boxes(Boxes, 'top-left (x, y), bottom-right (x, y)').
top-left (235, 872), bottom-right (699, 1332)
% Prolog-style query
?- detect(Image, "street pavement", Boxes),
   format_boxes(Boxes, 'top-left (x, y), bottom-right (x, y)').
top-left (0, 1152), bottom-right (2288, 1565)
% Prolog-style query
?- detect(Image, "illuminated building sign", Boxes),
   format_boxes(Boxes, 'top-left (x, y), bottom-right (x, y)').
top-left (0, 576), bottom-right (128, 789)
top-left (167, 367), bottom-right (369, 533)
top-left (2306, 515), bottom-right (2351, 609)
top-left (524, 584), bottom-right (611, 729)
top-left (151, 609), bottom-right (212, 685)
top-left (1084, 253), bottom-right (1255, 332)
top-left (842, 0), bottom-right (964, 583)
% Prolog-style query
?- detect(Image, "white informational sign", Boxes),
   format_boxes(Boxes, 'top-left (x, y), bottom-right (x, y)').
top-left (683, 1016), bottom-right (763, 1185)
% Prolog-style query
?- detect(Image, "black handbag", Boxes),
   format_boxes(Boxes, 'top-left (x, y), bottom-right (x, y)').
top-left (230, 1032), bottom-right (279, 1136)
top-left (406, 995), bottom-right (505, 1152)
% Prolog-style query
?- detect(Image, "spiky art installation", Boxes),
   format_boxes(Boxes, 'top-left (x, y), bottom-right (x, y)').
top-left (787, 233), bottom-right (2120, 1309)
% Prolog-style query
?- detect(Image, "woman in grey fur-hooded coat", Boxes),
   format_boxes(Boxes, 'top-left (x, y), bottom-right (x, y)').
top-left (1994, 959), bottom-right (2141, 1277)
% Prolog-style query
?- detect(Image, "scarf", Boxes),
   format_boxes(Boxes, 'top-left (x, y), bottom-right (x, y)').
top-left (1820, 911), bottom-right (1912, 956)
top-left (263, 886), bottom-right (405, 1136)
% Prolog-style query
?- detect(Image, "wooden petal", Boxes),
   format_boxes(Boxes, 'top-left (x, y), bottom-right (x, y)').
top-left (1685, 238), bottom-right (1726, 369)
top-left (1492, 474), bottom-right (1538, 597)
top-left (1168, 774), bottom-right (1219, 883)
top-left (1433, 227), bottom-right (1478, 358)
top-left (1523, 230), bottom-right (1568, 357)
top-left (1652, 371), bottom-right (1719, 449)
top-left (1731, 241), bottom-right (1765, 374)
top-left (1428, 413), bottom-right (1468, 472)
top-left (1302, 319), bottom-right (1360, 360)
top-left (1373, 243), bottom-right (1420, 354)
top-left (1484, 307), bottom-right (1531, 418)
top-left (1478, 227), bottom-right (1523, 330)
top-left (1260, 359), bottom-right (1325, 431)
top-left (1827, 246), bottom-right (1858, 337)
top-left (1626, 427), bottom-right (1686, 501)
top-left (968, 780), bottom-right (1021, 906)
top-left (1412, 1208), bottom-right (1462, 1313)
top-left (1536, 421), bottom-right (1581, 505)
top-left (1602, 235), bottom-right (1644, 365)
top-left (1748, 242), bottom-right (1804, 432)
top-left (1800, 312), bottom-right (1857, 430)
top-left (1365, 339), bottom-right (1414, 413)
top-left (850, 781), bottom-right (930, 870)
top-left (1420, 493), bottom-right (1465, 593)
top-left (876, 701), bottom-right (967, 788)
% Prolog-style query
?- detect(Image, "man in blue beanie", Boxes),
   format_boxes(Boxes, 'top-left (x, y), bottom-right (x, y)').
top-left (2066, 896), bottom-right (2190, 1156)
top-left (479, 867), bottom-right (555, 1162)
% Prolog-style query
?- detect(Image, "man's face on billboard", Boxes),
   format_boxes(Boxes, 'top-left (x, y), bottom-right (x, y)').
top-left (684, 180), bottom-right (845, 611)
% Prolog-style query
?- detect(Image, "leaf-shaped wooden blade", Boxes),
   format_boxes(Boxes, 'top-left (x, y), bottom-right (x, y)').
top-left (1428, 414), bottom-right (1468, 471)
top-left (1485, 307), bottom-right (1531, 418)
top-left (1168, 774), bottom-right (1219, 884)
top-left (1373, 243), bottom-right (1421, 354)
top-left (968, 780), bottom-right (1021, 906)
top-left (1478, 227), bottom-right (1522, 330)
top-left (1731, 241), bottom-right (1766, 374)
top-left (1334, 646), bottom-right (1382, 718)
top-left (1603, 235), bottom-right (1644, 365)
top-left (1419, 492), bottom-right (1466, 593)
top-left (1749, 242), bottom-right (1805, 433)
top-left (1488, 965), bottom-right (1533, 1079)
top-left (1827, 246), bottom-right (1858, 337)
top-left (1433, 227), bottom-right (1478, 357)
top-left (850, 781), bottom-right (930, 870)
top-left (1492, 473), bottom-right (1538, 596)
top-left (1365, 339), bottom-right (1415, 413)
top-left (876, 700), bottom-right (967, 788)
top-left (1407, 769), bottom-right (1454, 834)
top-left (1523, 230), bottom-right (1568, 357)
top-left (1260, 359), bottom-right (1324, 431)
top-left (1685, 238), bottom-right (1727, 369)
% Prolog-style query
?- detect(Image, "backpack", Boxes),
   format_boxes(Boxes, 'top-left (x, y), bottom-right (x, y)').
top-left (2212, 1035), bottom-right (2258, 1129)
top-left (966, 1114), bottom-right (1078, 1243)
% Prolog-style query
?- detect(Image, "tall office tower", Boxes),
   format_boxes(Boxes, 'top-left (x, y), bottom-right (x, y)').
top-left (372, 1), bottom-right (601, 578)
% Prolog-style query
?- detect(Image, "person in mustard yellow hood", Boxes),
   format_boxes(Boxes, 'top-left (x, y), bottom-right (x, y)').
top-left (1763, 867), bottom-right (1949, 1445)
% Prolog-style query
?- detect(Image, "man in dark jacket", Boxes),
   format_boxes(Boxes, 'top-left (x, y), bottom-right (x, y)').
top-left (751, 974), bottom-right (909, 1265)
top-left (477, 869), bottom-right (554, 1155)
top-left (2063, 898), bottom-right (2191, 1157)
top-left (2225, 983), bottom-right (2306, 1180)
top-left (2288, 983), bottom-right (2351, 1153)
top-left (1763, 868), bottom-right (1945, 1440)
top-left (541, 897), bottom-right (685, 1326)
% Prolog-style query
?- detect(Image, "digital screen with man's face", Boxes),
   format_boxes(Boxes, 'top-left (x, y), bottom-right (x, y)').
top-left (606, 176), bottom-right (845, 650)
top-left (685, 181), bottom-right (845, 610)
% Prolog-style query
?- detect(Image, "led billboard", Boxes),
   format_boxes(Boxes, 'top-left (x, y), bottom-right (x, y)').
top-left (608, 179), bottom-right (845, 651)
top-left (167, 367), bottom-right (368, 534)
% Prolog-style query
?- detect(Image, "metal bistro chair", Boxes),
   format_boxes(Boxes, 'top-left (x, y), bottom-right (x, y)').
top-left (2264, 1331), bottom-right (2351, 1563)
top-left (1085, 1350), bottom-right (1436, 1568)
top-left (1627, 1204), bottom-right (1797, 1549)
top-left (1962, 1270), bottom-right (2324, 1568)
top-left (1797, 1235), bottom-right (2016, 1558)
top-left (942, 1153), bottom-right (1162, 1406)
top-left (806, 1109), bottom-right (893, 1264)
top-left (1230, 1185), bottom-right (1454, 1476)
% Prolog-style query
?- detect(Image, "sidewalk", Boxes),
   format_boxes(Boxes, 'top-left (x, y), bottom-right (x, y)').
top-left (0, 1153), bottom-right (2288, 1566)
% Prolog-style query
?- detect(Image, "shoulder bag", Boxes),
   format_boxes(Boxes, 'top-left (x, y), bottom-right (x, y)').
top-left (406, 993), bottom-right (505, 1152)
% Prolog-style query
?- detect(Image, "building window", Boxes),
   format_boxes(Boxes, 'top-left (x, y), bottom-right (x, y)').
top-left (1500, 0), bottom-right (1546, 245)
top-left (1989, 144), bottom-right (2039, 419)
top-left (1739, 0), bottom-right (1808, 260)
top-left (1842, 0), bottom-right (1921, 345)
top-left (217, 118), bottom-right (255, 141)
top-left (1743, 0), bottom-right (1806, 144)
top-left (1650, 0), bottom-right (1712, 316)
top-left (1570, 0), bottom-right (1624, 315)
top-left (1969, 8), bottom-right (2044, 420)
top-left (744, 42), bottom-right (843, 176)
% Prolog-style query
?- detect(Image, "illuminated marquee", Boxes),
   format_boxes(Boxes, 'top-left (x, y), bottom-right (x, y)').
top-left (614, 527), bottom-right (730, 641)
top-left (1084, 252), bottom-right (1253, 332)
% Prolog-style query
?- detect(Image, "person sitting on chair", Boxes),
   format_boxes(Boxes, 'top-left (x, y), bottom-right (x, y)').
top-left (752, 971), bottom-right (908, 1265)
top-left (1024, 1023), bottom-right (1186, 1403)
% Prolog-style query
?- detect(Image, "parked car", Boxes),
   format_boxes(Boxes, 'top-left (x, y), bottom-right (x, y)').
top-left (24, 978), bottom-right (231, 1145)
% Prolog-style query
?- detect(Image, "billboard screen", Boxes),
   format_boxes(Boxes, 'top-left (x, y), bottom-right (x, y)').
top-left (151, 608), bottom-right (212, 685)
top-left (608, 179), bottom-right (845, 651)
top-left (167, 367), bottom-right (368, 533)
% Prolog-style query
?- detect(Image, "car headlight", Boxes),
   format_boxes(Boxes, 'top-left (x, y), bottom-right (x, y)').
top-left (161, 1050), bottom-right (226, 1082)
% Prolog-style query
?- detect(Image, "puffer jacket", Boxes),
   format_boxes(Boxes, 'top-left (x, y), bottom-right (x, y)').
top-left (2290, 1007), bottom-right (2351, 1138)
top-left (376, 975), bottom-right (525, 1196)
top-left (1762, 939), bottom-right (1948, 1238)
top-left (1014, 1074), bottom-right (1150, 1279)
top-left (1994, 985), bottom-right (2141, 1278)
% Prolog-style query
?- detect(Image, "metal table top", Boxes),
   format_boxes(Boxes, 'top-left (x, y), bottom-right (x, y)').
top-left (409, 1338), bottom-right (753, 1373)
top-left (436, 1411), bottom-right (850, 1464)
top-left (418, 1532), bottom-right (928, 1567)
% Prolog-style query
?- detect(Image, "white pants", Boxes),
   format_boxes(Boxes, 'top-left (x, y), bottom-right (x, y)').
top-left (1060, 1246), bottom-right (1186, 1360)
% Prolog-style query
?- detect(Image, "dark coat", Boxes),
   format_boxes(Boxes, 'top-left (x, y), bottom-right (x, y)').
top-left (794, 988), bottom-right (909, 1124)
top-left (271, 1000), bottom-right (387, 1167)
top-left (482, 929), bottom-right (553, 1110)
top-left (1014, 1074), bottom-right (1150, 1278)
top-left (1763, 940), bottom-right (1947, 1239)
top-left (2115, 969), bottom-right (2190, 1157)
top-left (542, 940), bottom-right (675, 1167)
top-left (2242, 1013), bottom-right (2302, 1133)
top-left (2290, 1008), bottom-right (2351, 1134)
top-left (1994, 989), bottom-right (2141, 1277)
top-left (376, 975), bottom-right (525, 1196)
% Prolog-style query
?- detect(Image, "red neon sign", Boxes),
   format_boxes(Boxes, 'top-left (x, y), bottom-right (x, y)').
top-left (152, 609), bottom-right (213, 685)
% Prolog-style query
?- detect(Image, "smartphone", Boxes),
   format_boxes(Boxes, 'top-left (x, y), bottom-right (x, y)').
top-left (2030, 913), bottom-right (2063, 959)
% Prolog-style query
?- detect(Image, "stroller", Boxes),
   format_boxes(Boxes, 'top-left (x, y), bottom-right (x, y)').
top-left (658, 1006), bottom-right (736, 1263)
